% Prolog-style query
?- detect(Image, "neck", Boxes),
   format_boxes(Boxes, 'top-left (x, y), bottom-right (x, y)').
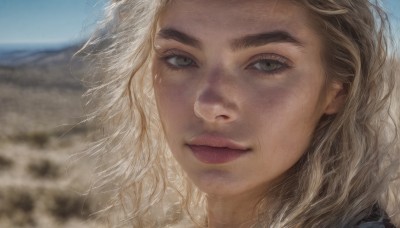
top-left (206, 191), bottom-right (264, 228)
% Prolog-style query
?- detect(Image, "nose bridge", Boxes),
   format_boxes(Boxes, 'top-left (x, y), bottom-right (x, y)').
top-left (194, 67), bottom-right (239, 123)
top-left (206, 66), bottom-right (225, 85)
top-left (197, 68), bottom-right (231, 105)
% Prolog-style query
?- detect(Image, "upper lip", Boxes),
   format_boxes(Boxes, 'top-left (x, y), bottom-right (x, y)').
top-left (187, 134), bottom-right (250, 151)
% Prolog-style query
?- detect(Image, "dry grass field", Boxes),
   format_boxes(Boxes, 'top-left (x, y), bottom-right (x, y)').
top-left (0, 45), bottom-right (108, 228)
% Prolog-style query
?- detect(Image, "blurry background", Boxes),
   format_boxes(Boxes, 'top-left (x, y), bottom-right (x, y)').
top-left (0, 0), bottom-right (398, 227)
top-left (0, 0), bottom-right (107, 227)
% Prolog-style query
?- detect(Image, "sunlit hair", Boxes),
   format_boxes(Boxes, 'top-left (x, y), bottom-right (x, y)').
top-left (79, 0), bottom-right (400, 227)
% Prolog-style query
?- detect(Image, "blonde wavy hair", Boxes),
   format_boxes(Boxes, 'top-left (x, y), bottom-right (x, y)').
top-left (80, 0), bottom-right (400, 227)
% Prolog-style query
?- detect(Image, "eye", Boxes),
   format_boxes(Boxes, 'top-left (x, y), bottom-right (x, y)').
top-left (252, 60), bottom-right (284, 72)
top-left (165, 55), bottom-right (195, 68)
top-left (247, 54), bottom-right (291, 75)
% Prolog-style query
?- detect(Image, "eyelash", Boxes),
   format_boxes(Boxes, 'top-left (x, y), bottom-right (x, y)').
top-left (246, 54), bottom-right (291, 75)
top-left (159, 51), bottom-right (291, 75)
top-left (160, 50), bottom-right (198, 70)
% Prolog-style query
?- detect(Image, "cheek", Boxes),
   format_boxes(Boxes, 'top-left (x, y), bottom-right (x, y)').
top-left (248, 76), bottom-right (324, 168)
top-left (253, 90), bottom-right (310, 145)
top-left (153, 69), bottom-right (195, 144)
top-left (250, 76), bottom-right (322, 129)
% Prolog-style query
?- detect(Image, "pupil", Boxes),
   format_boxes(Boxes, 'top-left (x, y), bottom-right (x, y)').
top-left (179, 57), bottom-right (190, 65)
top-left (264, 62), bottom-right (274, 70)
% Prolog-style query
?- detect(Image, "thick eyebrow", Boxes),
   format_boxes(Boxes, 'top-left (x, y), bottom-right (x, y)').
top-left (156, 28), bottom-right (303, 51)
top-left (230, 31), bottom-right (304, 51)
top-left (156, 28), bottom-right (201, 49)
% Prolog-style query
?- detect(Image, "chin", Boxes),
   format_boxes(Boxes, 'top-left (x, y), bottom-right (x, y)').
top-left (190, 169), bottom-right (250, 197)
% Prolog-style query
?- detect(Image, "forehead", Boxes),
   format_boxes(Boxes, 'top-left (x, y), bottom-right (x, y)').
top-left (159, 0), bottom-right (316, 45)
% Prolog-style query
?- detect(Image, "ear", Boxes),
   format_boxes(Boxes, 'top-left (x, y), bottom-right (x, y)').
top-left (323, 81), bottom-right (346, 115)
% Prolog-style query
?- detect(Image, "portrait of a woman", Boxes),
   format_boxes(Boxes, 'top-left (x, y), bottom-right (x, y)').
top-left (81, 0), bottom-right (400, 227)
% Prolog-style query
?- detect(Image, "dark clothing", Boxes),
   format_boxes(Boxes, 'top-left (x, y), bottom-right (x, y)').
top-left (356, 205), bottom-right (396, 228)
top-left (356, 220), bottom-right (395, 228)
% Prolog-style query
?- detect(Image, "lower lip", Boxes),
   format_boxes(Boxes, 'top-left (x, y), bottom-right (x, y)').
top-left (188, 145), bottom-right (249, 164)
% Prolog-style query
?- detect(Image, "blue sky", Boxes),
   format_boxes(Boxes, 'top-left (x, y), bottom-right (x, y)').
top-left (0, 0), bottom-right (107, 46)
top-left (0, 0), bottom-right (399, 48)
top-left (386, 0), bottom-right (400, 39)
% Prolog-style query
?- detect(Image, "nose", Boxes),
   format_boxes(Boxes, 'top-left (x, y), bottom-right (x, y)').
top-left (194, 78), bottom-right (239, 124)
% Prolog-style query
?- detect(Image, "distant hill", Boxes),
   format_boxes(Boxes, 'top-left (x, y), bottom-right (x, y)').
top-left (0, 44), bottom-right (83, 67)
top-left (0, 43), bottom-right (88, 137)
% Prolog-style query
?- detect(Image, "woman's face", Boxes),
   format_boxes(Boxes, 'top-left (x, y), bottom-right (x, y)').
top-left (152, 0), bottom-right (342, 197)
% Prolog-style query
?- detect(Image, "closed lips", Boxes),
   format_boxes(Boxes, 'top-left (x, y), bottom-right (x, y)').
top-left (186, 135), bottom-right (251, 164)
top-left (187, 144), bottom-right (250, 153)
top-left (187, 135), bottom-right (251, 151)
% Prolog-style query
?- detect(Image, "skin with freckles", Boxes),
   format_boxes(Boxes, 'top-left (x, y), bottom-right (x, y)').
top-left (152, 0), bottom-right (344, 226)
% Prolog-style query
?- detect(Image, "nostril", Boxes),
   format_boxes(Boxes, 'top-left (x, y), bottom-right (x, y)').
top-left (193, 99), bottom-right (237, 123)
top-left (216, 115), bottom-right (230, 120)
top-left (193, 84), bottom-right (238, 123)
